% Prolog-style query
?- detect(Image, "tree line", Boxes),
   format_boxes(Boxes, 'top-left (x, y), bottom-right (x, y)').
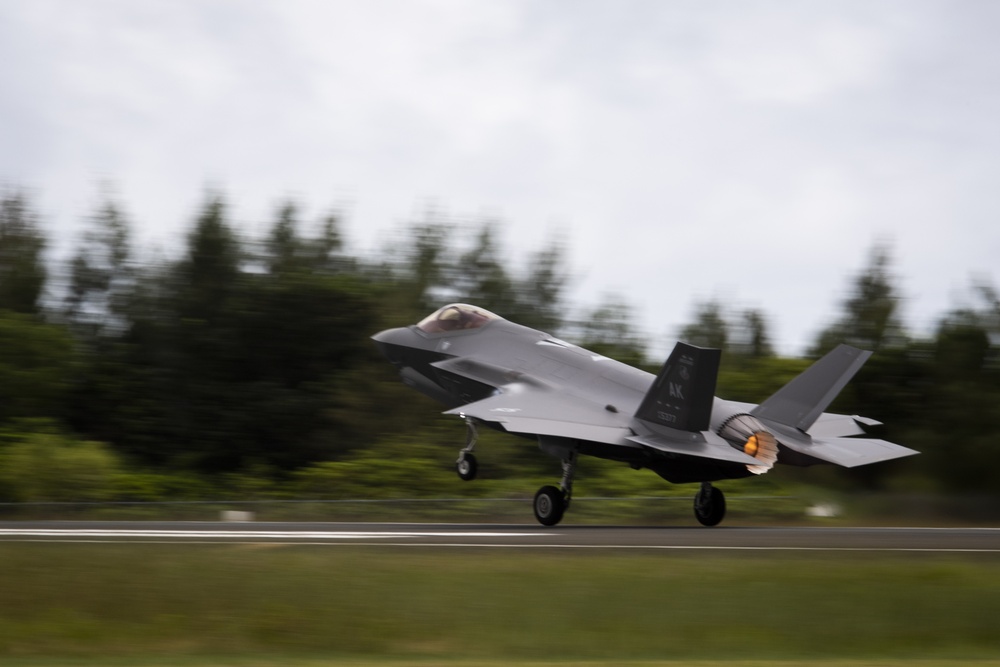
top-left (0, 189), bottom-right (997, 501)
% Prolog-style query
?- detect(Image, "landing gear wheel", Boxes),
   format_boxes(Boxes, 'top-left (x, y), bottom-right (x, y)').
top-left (534, 485), bottom-right (567, 526)
top-left (456, 453), bottom-right (478, 481)
top-left (694, 484), bottom-right (726, 527)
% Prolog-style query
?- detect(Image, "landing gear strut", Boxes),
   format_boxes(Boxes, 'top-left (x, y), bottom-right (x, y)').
top-left (533, 451), bottom-right (576, 526)
top-left (694, 482), bottom-right (726, 526)
top-left (455, 419), bottom-right (478, 481)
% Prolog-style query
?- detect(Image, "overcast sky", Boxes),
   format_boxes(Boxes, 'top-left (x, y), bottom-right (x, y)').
top-left (2, 0), bottom-right (998, 356)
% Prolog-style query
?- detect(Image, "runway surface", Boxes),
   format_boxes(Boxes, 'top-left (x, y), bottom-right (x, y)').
top-left (2, 521), bottom-right (1000, 552)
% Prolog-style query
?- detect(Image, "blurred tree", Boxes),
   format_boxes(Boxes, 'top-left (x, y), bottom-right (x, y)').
top-left (67, 197), bottom-right (248, 470)
top-left (15, 183), bottom-right (1000, 501)
top-left (453, 223), bottom-right (519, 317)
top-left (730, 308), bottom-right (774, 359)
top-left (509, 239), bottom-right (568, 334)
top-left (944, 279), bottom-right (1000, 358)
top-left (811, 244), bottom-right (906, 356)
top-left (0, 313), bottom-right (75, 423)
top-left (227, 272), bottom-right (379, 468)
top-left (678, 299), bottom-right (729, 350)
top-left (310, 211), bottom-right (348, 273)
top-left (174, 195), bottom-right (243, 324)
top-left (0, 192), bottom-right (46, 314)
top-left (575, 294), bottom-right (647, 367)
top-left (803, 245), bottom-right (915, 489)
top-left (63, 194), bottom-right (133, 337)
top-left (73, 197), bottom-right (390, 473)
top-left (262, 202), bottom-right (351, 276)
top-left (383, 221), bottom-right (453, 323)
top-left (913, 280), bottom-right (1000, 492)
top-left (973, 281), bottom-right (1000, 335)
top-left (264, 201), bottom-right (301, 275)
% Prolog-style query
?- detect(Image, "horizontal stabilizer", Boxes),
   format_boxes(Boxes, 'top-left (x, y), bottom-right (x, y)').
top-left (789, 436), bottom-right (919, 468)
top-left (635, 342), bottom-right (720, 432)
top-left (808, 413), bottom-right (882, 438)
top-left (752, 344), bottom-right (870, 431)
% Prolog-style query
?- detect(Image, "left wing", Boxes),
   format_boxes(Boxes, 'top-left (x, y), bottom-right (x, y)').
top-left (442, 382), bottom-right (633, 445)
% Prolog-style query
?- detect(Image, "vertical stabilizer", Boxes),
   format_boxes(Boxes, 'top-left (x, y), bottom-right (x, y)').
top-left (635, 342), bottom-right (720, 432)
top-left (751, 344), bottom-right (871, 431)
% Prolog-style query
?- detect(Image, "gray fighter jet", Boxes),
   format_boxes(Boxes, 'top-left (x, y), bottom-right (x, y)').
top-left (372, 303), bottom-right (917, 526)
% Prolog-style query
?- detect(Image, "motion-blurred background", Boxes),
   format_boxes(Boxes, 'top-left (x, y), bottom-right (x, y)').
top-left (1, 1), bottom-right (998, 519)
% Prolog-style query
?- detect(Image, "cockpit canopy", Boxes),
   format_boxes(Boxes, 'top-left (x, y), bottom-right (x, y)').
top-left (416, 303), bottom-right (501, 334)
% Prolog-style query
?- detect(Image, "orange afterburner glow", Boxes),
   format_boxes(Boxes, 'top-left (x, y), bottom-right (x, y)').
top-left (718, 413), bottom-right (780, 475)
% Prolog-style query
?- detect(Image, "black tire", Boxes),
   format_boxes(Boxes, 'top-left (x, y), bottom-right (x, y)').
top-left (456, 453), bottom-right (478, 481)
top-left (694, 486), bottom-right (726, 527)
top-left (533, 485), bottom-right (567, 526)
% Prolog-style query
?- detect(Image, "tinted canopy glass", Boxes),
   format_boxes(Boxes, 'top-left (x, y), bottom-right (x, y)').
top-left (416, 303), bottom-right (501, 334)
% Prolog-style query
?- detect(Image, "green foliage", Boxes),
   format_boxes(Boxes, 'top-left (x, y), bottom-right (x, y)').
top-left (0, 182), bottom-right (996, 502)
top-left (716, 356), bottom-right (809, 403)
top-left (812, 243), bottom-right (906, 355)
top-left (64, 198), bottom-right (384, 473)
top-left (108, 470), bottom-right (216, 502)
top-left (574, 294), bottom-right (647, 367)
top-left (0, 312), bottom-right (75, 422)
top-left (679, 299), bottom-right (729, 350)
top-left (678, 299), bottom-right (776, 360)
top-left (0, 421), bottom-right (121, 502)
top-left (0, 192), bottom-right (47, 314)
top-left (732, 308), bottom-right (774, 358)
top-left (506, 238), bottom-right (568, 333)
top-left (64, 193), bottom-right (133, 336)
top-left (293, 455), bottom-right (453, 500)
top-left (453, 223), bottom-right (520, 318)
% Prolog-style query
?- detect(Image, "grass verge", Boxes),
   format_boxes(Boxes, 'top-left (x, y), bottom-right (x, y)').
top-left (0, 544), bottom-right (998, 662)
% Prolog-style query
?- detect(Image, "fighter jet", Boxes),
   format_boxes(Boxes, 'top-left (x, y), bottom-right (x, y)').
top-left (372, 303), bottom-right (917, 526)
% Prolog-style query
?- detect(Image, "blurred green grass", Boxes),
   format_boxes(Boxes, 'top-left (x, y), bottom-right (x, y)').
top-left (1, 545), bottom-right (999, 662)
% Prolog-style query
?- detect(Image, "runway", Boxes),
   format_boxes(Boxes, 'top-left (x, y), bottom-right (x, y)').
top-left (2, 521), bottom-right (1000, 552)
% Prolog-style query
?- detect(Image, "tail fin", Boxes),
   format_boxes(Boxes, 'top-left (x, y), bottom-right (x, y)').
top-left (751, 344), bottom-right (870, 431)
top-left (635, 342), bottom-right (720, 432)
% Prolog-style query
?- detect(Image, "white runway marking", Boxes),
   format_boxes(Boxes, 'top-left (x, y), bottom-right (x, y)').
top-left (0, 529), bottom-right (548, 540)
top-left (2, 539), bottom-right (1000, 553)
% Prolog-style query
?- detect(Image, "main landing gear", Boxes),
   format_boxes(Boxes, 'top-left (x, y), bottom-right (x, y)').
top-left (533, 452), bottom-right (576, 526)
top-left (454, 424), bottom-right (725, 527)
top-left (455, 419), bottom-right (478, 481)
top-left (694, 482), bottom-right (726, 526)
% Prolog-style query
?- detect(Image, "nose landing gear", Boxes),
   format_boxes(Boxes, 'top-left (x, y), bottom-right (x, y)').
top-left (455, 419), bottom-right (479, 481)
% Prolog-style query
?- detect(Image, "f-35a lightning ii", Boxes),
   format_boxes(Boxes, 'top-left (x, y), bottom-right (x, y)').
top-left (372, 303), bottom-right (917, 526)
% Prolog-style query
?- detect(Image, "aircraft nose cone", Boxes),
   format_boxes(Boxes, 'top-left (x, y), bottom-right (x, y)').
top-left (371, 326), bottom-right (410, 345)
top-left (371, 326), bottom-right (418, 364)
